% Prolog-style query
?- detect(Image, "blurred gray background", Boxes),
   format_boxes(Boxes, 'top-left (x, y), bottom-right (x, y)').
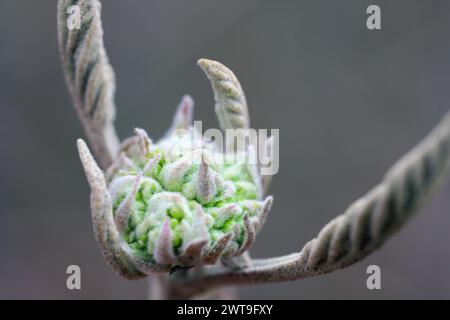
top-left (0, 0), bottom-right (450, 299)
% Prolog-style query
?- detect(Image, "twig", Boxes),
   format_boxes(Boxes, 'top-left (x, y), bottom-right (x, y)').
top-left (171, 112), bottom-right (450, 297)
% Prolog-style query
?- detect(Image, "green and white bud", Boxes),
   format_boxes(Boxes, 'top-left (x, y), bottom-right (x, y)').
top-left (103, 127), bottom-right (271, 269)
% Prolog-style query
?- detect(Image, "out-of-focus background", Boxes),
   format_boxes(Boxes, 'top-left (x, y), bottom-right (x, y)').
top-left (1, 0), bottom-right (450, 299)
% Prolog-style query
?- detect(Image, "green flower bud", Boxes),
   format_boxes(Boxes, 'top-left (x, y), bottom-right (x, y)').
top-left (106, 127), bottom-right (272, 269)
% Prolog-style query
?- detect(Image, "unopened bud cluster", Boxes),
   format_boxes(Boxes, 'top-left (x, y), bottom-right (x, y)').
top-left (107, 128), bottom-right (272, 268)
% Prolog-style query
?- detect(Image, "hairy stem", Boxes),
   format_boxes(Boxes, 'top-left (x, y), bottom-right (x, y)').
top-left (169, 111), bottom-right (450, 297)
